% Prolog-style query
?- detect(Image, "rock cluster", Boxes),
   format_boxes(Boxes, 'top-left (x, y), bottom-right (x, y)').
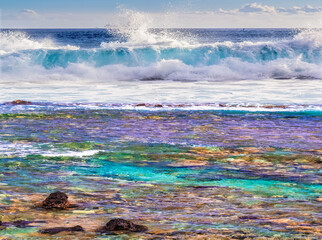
top-left (36, 192), bottom-right (148, 235)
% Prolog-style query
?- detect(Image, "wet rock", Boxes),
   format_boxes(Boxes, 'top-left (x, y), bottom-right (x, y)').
top-left (11, 220), bottom-right (40, 228)
top-left (141, 77), bottom-right (163, 81)
top-left (232, 235), bottom-right (247, 240)
top-left (136, 103), bottom-right (146, 107)
top-left (239, 215), bottom-right (259, 220)
top-left (40, 191), bottom-right (70, 209)
top-left (39, 225), bottom-right (84, 235)
top-left (8, 100), bottom-right (32, 105)
top-left (0, 220), bottom-right (46, 228)
top-left (154, 104), bottom-right (163, 108)
top-left (98, 218), bottom-right (148, 233)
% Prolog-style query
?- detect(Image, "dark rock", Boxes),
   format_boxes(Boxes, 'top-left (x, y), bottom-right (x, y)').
top-left (0, 221), bottom-right (2, 226)
top-left (39, 225), bottom-right (84, 235)
top-left (136, 103), bottom-right (146, 107)
top-left (11, 220), bottom-right (38, 228)
top-left (154, 104), bottom-right (163, 108)
top-left (8, 100), bottom-right (32, 105)
top-left (232, 235), bottom-right (247, 240)
top-left (1, 220), bottom-right (46, 228)
top-left (239, 215), bottom-right (259, 220)
top-left (141, 77), bottom-right (163, 81)
top-left (41, 191), bottom-right (70, 209)
top-left (98, 218), bottom-right (148, 233)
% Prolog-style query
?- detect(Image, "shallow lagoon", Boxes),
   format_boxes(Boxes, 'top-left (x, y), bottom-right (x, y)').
top-left (0, 109), bottom-right (321, 239)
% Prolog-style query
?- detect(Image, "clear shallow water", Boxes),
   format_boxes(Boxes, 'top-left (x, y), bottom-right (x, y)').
top-left (0, 109), bottom-right (321, 239)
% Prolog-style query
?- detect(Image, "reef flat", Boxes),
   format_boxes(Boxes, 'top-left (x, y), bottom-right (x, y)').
top-left (0, 109), bottom-right (321, 239)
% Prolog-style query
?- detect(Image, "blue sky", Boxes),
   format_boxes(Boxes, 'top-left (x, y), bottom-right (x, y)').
top-left (1, 0), bottom-right (322, 28)
top-left (2, 0), bottom-right (322, 11)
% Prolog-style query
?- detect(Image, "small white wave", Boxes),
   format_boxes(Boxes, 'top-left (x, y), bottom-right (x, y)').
top-left (0, 141), bottom-right (101, 157)
top-left (0, 31), bottom-right (79, 55)
top-left (293, 28), bottom-right (322, 47)
top-left (42, 150), bottom-right (101, 157)
top-left (0, 102), bottom-right (321, 113)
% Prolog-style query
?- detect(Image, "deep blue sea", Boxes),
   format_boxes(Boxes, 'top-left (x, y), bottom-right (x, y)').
top-left (0, 27), bottom-right (321, 111)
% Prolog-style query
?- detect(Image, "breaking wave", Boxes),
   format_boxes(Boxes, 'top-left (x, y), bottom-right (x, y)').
top-left (1, 27), bottom-right (321, 82)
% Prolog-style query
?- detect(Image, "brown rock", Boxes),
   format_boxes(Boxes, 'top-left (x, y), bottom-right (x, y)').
top-left (9, 100), bottom-right (32, 105)
top-left (98, 218), bottom-right (148, 233)
top-left (39, 225), bottom-right (84, 235)
top-left (40, 191), bottom-right (70, 209)
top-left (315, 196), bottom-right (322, 202)
top-left (154, 104), bottom-right (163, 108)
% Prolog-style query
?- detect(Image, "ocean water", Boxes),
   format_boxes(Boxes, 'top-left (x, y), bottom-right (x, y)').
top-left (0, 21), bottom-right (322, 239)
top-left (1, 26), bottom-right (322, 108)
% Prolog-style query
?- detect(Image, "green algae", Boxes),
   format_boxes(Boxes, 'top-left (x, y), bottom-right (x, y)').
top-left (118, 143), bottom-right (189, 154)
top-left (0, 227), bottom-right (38, 237)
top-left (55, 141), bottom-right (100, 151)
top-left (214, 179), bottom-right (322, 199)
top-left (0, 113), bottom-right (78, 120)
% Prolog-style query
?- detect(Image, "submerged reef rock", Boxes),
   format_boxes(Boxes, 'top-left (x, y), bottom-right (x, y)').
top-left (8, 100), bottom-right (32, 105)
top-left (10, 220), bottom-right (42, 228)
top-left (40, 191), bottom-right (70, 209)
top-left (39, 225), bottom-right (84, 235)
top-left (0, 220), bottom-right (46, 229)
top-left (98, 218), bottom-right (148, 233)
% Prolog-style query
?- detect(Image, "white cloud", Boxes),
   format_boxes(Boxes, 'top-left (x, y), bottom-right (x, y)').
top-left (218, 8), bottom-right (238, 14)
top-left (239, 3), bottom-right (276, 13)
top-left (20, 9), bottom-right (39, 18)
top-left (219, 3), bottom-right (321, 15)
top-left (278, 5), bottom-right (322, 14)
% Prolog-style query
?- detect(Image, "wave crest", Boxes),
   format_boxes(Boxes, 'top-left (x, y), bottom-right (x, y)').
top-left (0, 31), bottom-right (79, 55)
